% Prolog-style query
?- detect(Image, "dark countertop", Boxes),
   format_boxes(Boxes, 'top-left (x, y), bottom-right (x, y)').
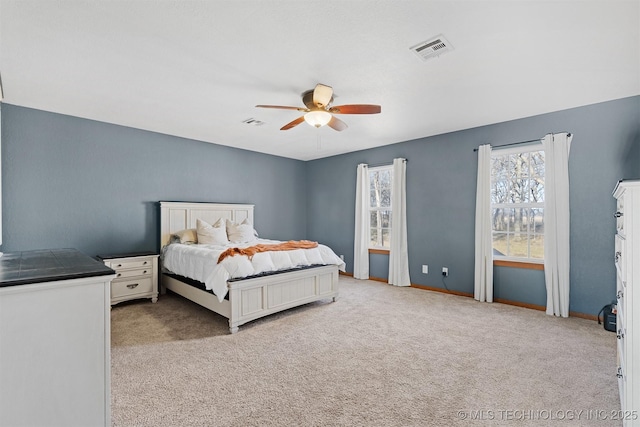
top-left (0, 248), bottom-right (115, 288)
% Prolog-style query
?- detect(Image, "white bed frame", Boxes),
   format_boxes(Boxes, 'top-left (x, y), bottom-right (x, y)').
top-left (160, 201), bottom-right (339, 334)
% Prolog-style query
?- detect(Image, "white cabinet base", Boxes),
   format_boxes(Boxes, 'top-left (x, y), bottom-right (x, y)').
top-left (613, 180), bottom-right (640, 427)
top-left (0, 274), bottom-right (113, 426)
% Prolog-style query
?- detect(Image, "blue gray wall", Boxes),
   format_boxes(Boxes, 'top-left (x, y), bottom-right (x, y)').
top-left (306, 96), bottom-right (640, 316)
top-left (0, 104), bottom-right (307, 255)
top-left (1, 96), bottom-right (638, 316)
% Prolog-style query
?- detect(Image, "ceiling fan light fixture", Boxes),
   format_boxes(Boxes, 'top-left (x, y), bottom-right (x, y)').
top-left (304, 110), bottom-right (332, 128)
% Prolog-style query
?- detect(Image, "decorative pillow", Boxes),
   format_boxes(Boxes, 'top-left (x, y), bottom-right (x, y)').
top-left (173, 228), bottom-right (198, 244)
top-left (226, 218), bottom-right (258, 243)
top-left (196, 218), bottom-right (228, 245)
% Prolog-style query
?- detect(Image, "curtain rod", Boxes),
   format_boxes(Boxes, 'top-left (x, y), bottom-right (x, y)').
top-left (472, 133), bottom-right (572, 152)
top-left (367, 159), bottom-right (408, 168)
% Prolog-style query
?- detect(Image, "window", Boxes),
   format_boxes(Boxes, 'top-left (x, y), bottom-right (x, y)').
top-left (369, 166), bottom-right (392, 249)
top-left (491, 144), bottom-right (544, 262)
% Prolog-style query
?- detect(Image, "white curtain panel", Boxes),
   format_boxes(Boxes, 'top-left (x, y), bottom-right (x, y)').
top-left (388, 158), bottom-right (411, 287)
top-left (353, 163), bottom-right (370, 279)
top-left (542, 132), bottom-right (572, 317)
top-left (474, 144), bottom-right (493, 302)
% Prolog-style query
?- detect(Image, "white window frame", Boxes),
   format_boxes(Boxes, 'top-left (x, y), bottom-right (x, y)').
top-left (490, 143), bottom-right (545, 264)
top-left (368, 165), bottom-right (393, 250)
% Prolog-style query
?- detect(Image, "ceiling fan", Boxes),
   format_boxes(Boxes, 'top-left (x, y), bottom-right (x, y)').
top-left (256, 83), bottom-right (381, 131)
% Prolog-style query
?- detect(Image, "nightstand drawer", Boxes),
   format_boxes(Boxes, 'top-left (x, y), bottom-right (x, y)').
top-left (112, 277), bottom-right (153, 299)
top-left (107, 258), bottom-right (153, 270)
top-left (114, 267), bottom-right (153, 280)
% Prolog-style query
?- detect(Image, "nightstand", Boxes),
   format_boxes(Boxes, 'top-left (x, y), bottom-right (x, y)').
top-left (97, 252), bottom-right (158, 305)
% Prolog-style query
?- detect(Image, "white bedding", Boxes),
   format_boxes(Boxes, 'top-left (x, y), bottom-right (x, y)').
top-left (162, 239), bottom-right (346, 302)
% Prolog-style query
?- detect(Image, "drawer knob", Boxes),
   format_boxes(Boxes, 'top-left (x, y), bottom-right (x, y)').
top-left (126, 283), bottom-right (139, 289)
top-left (614, 211), bottom-right (623, 218)
top-left (117, 264), bottom-right (122, 267)
top-left (116, 273), bottom-right (122, 278)
top-left (143, 270), bottom-right (148, 274)
top-left (143, 261), bottom-right (148, 265)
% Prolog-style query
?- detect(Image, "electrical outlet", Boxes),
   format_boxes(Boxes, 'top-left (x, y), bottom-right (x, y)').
top-left (422, 265), bottom-right (428, 274)
top-left (442, 267), bottom-right (448, 277)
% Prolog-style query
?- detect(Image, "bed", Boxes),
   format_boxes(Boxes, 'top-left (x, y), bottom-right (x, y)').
top-left (159, 201), bottom-right (343, 333)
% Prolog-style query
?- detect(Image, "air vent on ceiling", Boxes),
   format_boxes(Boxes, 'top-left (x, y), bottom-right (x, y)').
top-left (242, 118), bottom-right (265, 126)
top-left (410, 34), bottom-right (453, 61)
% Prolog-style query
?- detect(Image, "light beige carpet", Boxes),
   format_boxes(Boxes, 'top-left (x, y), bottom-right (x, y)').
top-left (111, 276), bottom-right (620, 426)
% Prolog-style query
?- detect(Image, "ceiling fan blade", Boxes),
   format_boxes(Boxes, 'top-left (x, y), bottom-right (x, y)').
top-left (312, 84), bottom-right (333, 108)
top-left (328, 104), bottom-right (381, 114)
top-left (256, 105), bottom-right (308, 112)
top-left (327, 116), bottom-right (348, 132)
top-left (280, 116), bottom-right (305, 130)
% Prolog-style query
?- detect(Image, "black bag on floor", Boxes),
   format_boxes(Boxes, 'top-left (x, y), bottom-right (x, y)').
top-left (598, 302), bottom-right (616, 332)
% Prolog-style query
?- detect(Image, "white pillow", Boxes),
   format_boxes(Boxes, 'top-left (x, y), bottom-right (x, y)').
top-left (173, 228), bottom-right (198, 244)
top-left (196, 218), bottom-right (228, 245)
top-left (226, 218), bottom-right (257, 243)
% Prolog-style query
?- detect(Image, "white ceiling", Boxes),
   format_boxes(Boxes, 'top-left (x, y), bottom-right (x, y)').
top-left (1, 1), bottom-right (638, 161)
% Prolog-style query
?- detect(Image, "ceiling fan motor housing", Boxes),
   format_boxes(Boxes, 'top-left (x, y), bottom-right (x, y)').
top-left (302, 89), bottom-right (332, 110)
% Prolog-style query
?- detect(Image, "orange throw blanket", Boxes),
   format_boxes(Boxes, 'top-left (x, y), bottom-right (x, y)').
top-left (217, 240), bottom-right (319, 263)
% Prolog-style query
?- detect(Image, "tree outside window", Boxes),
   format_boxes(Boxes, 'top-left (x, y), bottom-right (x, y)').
top-left (491, 147), bottom-right (545, 261)
top-left (369, 166), bottom-right (392, 249)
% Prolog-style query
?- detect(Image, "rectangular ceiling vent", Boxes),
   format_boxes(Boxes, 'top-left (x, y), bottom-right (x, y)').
top-left (242, 118), bottom-right (265, 126)
top-left (410, 35), bottom-right (453, 61)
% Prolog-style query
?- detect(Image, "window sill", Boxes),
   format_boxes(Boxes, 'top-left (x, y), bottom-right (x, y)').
top-left (493, 260), bottom-right (544, 270)
top-left (369, 248), bottom-right (390, 255)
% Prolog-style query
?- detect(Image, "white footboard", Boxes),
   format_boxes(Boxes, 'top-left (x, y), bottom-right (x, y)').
top-left (227, 265), bottom-right (339, 333)
top-left (162, 265), bottom-right (339, 334)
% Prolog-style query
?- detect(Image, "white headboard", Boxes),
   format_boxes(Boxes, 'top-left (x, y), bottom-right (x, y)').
top-left (160, 201), bottom-right (254, 247)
